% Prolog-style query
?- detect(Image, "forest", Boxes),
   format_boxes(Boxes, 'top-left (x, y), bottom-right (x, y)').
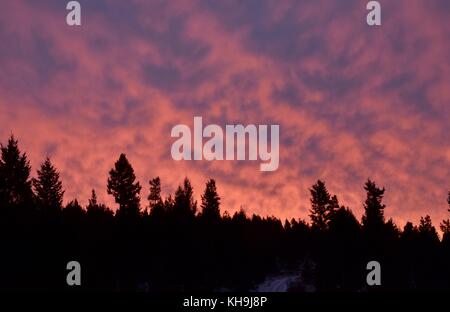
top-left (0, 135), bottom-right (449, 291)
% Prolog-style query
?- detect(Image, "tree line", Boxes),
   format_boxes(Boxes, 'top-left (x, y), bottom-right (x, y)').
top-left (0, 135), bottom-right (449, 291)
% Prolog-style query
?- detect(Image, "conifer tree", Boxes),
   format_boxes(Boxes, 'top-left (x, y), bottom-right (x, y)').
top-left (440, 191), bottom-right (450, 234)
top-left (88, 189), bottom-right (98, 208)
top-left (448, 191), bottom-right (450, 210)
top-left (200, 179), bottom-right (221, 221)
top-left (419, 215), bottom-right (439, 244)
top-left (309, 180), bottom-right (337, 231)
top-left (163, 194), bottom-right (174, 213)
top-left (0, 135), bottom-right (33, 207)
top-left (401, 222), bottom-right (419, 241)
top-left (440, 219), bottom-right (450, 236)
top-left (63, 199), bottom-right (85, 220)
top-left (328, 207), bottom-right (360, 238)
top-left (86, 189), bottom-right (112, 217)
top-left (173, 177), bottom-right (197, 219)
top-left (33, 157), bottom-right (64, 212)
top-left (440, 191), bottom-right (450, 244)
top-left (361, 179), bottom-right (385, 234)
top-left (148, 177), bottom-right (164, 218)
top-left (107, 153), bottom-right (141, 218)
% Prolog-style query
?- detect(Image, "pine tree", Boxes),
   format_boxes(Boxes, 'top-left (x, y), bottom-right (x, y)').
top-left (448, 191), bottom-right (450, 210)
top-left (309, 180), bottom-right (336, 231)
top-left (183, 177), bottom-right (197, 215)
top-left (361, 179), bottom-right (385, 234)
top-left (419, 215), bottom-right (439, 244)
top-left (401, 222), bottom-right (419, 241)
top-left (173, 177), bottom-right (197, 219)
top-left (88, 189), bottom-right (98, 208)
top-left (107, 153), bottom-right (141, 218)
top-left (86, 189), bottom-right (114, 221)
top-left (0, 135), bottom-right (33, 207)
top-left (163, 194), bottom-right (174, 213)
top-left (33, 157), bottom-right (64, 212)
top-left (284, 219), bottom-right (292, 231)
top-left (232, 207), bottom-right (248, 224)
top-left (385, 218), bottom-right (400, 239)
top-left (200, 179), bottom-right (221, 221)
top-left (86, 189), bottom-right (112, 216)
top-left (440, 191), bottom-right (450, 235)
top-left (328, 207), bottom-right (360, 238)
top-left (327, 195), bottom-right (340, 222)
top-left (440, 219), bottom-right (450, 235)
top-left (63, 199), bottom-right (85, 221)
top-left (148, 177), bottom-right (164, 218)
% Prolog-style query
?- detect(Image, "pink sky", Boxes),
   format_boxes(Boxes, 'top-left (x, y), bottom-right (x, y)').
top-left (0, 0), bottom-right (449, 229)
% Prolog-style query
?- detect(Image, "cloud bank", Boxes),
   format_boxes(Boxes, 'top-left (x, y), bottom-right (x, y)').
top-left (0, 0), bottom-right (448, 228)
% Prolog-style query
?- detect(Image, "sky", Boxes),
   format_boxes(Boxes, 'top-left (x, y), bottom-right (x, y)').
top-left (0, 0), bottom-right (449, 228)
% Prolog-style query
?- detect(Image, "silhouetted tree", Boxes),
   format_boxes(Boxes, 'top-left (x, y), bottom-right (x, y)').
top-left (309, 180), bottom-right (336, 231)
top-left (401, 222), bottom-right (419, 253)
top-left (328, 195), bottom-right (339, 220)
top-left (200, 179), bottom-right (221, 221)
top-left (222, 210), bottom-right (231, 222)
top-left (33, 157), bottom-right (64, 213)
top-left (443, 191), bottom-right (450, 289)
top-left (361, 179), bottom-right (386, 236)
top-left (398, 222), bottom-right (420, 289)
top-left (148, 177), bottom-right (164, 218)
top-left (328, 207), bottom-right (361, 239)
top-left (415, 215), bottom-right (440, 289)
top-left (173, 177), bottom-right (197, 219)
top-left (0, 135), bottom-right (33, 207)
top-left (402, 222), bottom-right (419, 240)
top-left (440, 220), bottom-right (450, 235)
top-left (86, 189), bottom-right (113, 218)
top-left (445, 191), bottom-right (450, 215)
top-left (107, 153), bottom-right (141, 219)
top-left (385, 218), bottom-right (400, 238)
top-left (284, 219), bottom-right (292, 232)
top-left (418, 215), bottom-right (439, 244)
top-left (107, 155), bottom-right (143, 289)
top-left (87, 189), bottom-right (98, 210)
top-left (401, 221), bottom-right (419, 257)
top-left (63, 199), bottom-right (85, 221)
top-left (442, 191), bottom-right (450, 239)
top-left (232, 207), bottom-right (248, 224)
top-left (183, 178), bottom-right (197, 215)
top-left (163, 194), bottom-right (174, 212)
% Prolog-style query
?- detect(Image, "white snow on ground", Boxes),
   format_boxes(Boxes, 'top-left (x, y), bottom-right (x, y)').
top-left (252, 259), bottom-right (317, 292)
top-left (253, 274), bottom-right (300, 292)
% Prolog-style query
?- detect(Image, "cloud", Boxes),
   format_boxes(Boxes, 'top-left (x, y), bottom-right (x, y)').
top-left (0, 0), bottom-right (448, 231)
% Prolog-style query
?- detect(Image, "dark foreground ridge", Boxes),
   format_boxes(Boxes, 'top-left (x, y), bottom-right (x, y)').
top-left (1, 135), bottom-right (449, 291)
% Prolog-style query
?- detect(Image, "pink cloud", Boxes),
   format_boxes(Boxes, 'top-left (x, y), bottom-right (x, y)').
top-left (0, 0), bottom-right (448, 231)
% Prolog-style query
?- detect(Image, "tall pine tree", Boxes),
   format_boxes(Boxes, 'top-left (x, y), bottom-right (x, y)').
top-left (309, 180), bottom-right (337, 231)
top-left (148, 176), bottom-right (164, 218)
top-left (440, 191), bottom-right (450, 237)
top-left (419, 215), bottom-right (439, 244)
top-left (361, 179), bottom-right (385, 236)
top-left (33, 157), bottom-right (64, 213)
top-left (200, 179), bottom-right (221, 221)
top-left (173, 177), bottom-right (197, 219)
top-left (107, 153), bottom-right (141, 218)
top-left (447, 190), bottom-right (450, 215)
top-left (88, 189), bottom-right (98, 209)
top-left (0, 135), bottom-right (33, 207)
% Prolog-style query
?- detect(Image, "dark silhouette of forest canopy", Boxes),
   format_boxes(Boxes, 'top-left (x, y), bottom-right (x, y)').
top-left (0, 135), bottom-right (449, 291)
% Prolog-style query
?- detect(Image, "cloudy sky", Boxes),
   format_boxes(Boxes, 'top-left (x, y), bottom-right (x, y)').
top-left (0, 0), bottom-right (449, 228)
